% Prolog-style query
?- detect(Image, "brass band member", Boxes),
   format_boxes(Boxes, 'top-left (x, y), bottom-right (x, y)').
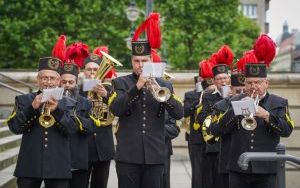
top-left (109, 13), bottom-right (183, 188)
top-left (197, 45), bottom-right (234, 188)
top-left (61, 41), bottom-right (94, 188)
top-left (6, 37), bottom-right (78, 188)
top-left (185, 60), bottom-right (214, 188)
top-left (80, 46), bottom-right (115, 188)
top-left (208, 34), bottom-right (294, 188)
top-left (206, 68), bottom-right (246, 188)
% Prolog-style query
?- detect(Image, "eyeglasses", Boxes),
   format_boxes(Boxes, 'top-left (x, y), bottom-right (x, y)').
top-left (40, 76), bottom-right (59, 82)
top-left (214, 76), bottom-right (229, 81)
top-left (86, 68), bottom-right (99, 72)
top-left (245, 79), bottom-right (265, 86)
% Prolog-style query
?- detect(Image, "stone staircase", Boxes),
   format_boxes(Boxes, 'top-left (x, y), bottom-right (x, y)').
top-left (0, 120), bottom-right (20, 188)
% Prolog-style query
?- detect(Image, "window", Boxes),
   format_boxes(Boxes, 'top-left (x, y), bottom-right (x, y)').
top-left (240, 4), bottom-right (257, 19)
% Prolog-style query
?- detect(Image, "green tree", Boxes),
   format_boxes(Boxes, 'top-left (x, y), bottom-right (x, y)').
top-left (0, 0), bottom-right (260, 70)
top-left (156, 0), bottom-right (260, 69)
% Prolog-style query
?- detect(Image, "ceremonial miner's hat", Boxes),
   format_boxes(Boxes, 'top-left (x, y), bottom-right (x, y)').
top-left (199, 60), bottom-right (214, 90)
top-left (131, 12), bottom-right (161, 56)
top-left (245, 34), bottom-right (276, 78)
top-left (38, 35), bottom-right (68, 73)
top-left (212, 45), bottom-right (234, 77)
top-left (84, 46), bottom-right (108, 66)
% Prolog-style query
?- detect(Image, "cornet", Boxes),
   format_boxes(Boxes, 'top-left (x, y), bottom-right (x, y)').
top-left (241, 90), bottom-right (259, 131)
top-left (146, 77), bottom-right (171, 102)
top-left (39, 102), bottom-right (55, 128)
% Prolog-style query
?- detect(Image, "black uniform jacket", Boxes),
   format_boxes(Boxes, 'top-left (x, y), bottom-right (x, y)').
top-left (208, 97), bottom-right (232, 173)
top-left (110, 73), bottom-right (183, 164)
top-left (197, 90), bottom-right (223, 153)
top-left (164, 111), bottom-right (180, 157)
top-left (69, 96), bottom-right (94, 170)
top-left (7, 92), bottom-right (78, 179)
top-left (183, 90), bottom-right (202, 145)
top-left (208, 92), bottom-right (294, 174)
top-left (79, 84), bottom-right (115, 162)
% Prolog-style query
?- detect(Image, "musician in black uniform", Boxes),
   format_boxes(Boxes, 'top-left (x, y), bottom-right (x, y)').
top-left (184, 69), bottom-right (214, 188)
top-left (80, 49), bottom-right (115, 188)
top-left (109, 13), bottom-right (183, 186)
top-left (6, 57), bottom-right (78, 188)
top-left (205, 35), bottom-right (294, 188)
top-left (207, 72), bottom-right (246, 188)
top-left (198, 46), bottom-right (233, 188)
top-left (60, 62), bottom-right (94, 188)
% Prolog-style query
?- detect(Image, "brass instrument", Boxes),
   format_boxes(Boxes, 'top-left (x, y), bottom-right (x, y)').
top-left (146, 77), bottom-right (171, 102)
top-left (241, 90), bottom-right (259, 131)
top-left (88, 51), bottom-right (123, 127)
top-left (39, 102), bottom-right (55, 128)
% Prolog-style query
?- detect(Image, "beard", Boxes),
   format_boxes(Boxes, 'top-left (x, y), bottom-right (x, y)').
top-left (64, 86), bottom-right (79, 100)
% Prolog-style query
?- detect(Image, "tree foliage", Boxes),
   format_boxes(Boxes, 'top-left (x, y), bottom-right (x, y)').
top-left (0, 0), bottom-right (260, 70)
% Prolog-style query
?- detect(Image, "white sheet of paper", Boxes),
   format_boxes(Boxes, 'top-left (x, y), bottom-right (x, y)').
top-left (41, 87), bottom-right (64, 102)
top-left (231, 98), bottom-right (256, 116)
top-left (141, 62), bottom-right (166, 77)
top-left (83, 79), bottom-right (101, 91)
top-left (222, 85), bottom-right (230, 98)
top-left (196, 82), bottom-right (203, 92)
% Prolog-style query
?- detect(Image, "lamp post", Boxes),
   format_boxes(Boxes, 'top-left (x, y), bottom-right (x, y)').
top-left (125, 1), bottom-right (149, 50)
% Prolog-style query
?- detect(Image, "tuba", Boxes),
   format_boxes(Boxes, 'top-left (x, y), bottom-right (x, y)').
top-left (146, 77), bottom-right (171, 102)
top-left (39, 102), bottom-right (55, 128)
top-left (241, 90), bottom-right (259, 131)
top-left (88, 51), bottom-right (123, 127)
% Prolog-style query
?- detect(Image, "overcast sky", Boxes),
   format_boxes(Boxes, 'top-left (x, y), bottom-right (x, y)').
top-left (267, 0), bottom-right (300, 41)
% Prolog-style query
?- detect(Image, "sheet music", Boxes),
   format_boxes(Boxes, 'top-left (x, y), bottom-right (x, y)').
top-left (141, 62), bottom-right (166, 77)
top-left (41, 87), bottom-right (64, 102)
top-left (231, 98), bottom-right (256, 116)
top-left (83, 79), bottom-right (101, 91)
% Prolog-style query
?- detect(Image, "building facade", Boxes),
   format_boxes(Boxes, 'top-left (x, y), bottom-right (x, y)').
top-left (239, 0), bottom-right (270, 33)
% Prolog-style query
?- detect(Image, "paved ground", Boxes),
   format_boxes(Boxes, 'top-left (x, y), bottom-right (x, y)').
top-left (107, 159), bottom-right (192, 188)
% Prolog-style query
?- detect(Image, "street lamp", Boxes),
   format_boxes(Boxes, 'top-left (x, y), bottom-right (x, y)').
top-left (126, 1), bottom-right (140, 22)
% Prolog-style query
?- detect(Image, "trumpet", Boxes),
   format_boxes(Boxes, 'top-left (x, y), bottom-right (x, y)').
top-left (146, 77), bottom-right (171, 102)
top-left (39, 101), bottom-right (55, 128)
top-left (241, 90), bottom-right (259, 131)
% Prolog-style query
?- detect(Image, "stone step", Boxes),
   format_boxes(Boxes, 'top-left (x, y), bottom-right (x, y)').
top-left (0, 127), bottom-right (13, 138)
top-left (0, 147), bottom-right (19, 172)
top-left (0, 120), bottom-right (6, 128)
top-left (0, 164), bottom-right (16, 188)
top-left (0, 135), bottom-right (21, 153)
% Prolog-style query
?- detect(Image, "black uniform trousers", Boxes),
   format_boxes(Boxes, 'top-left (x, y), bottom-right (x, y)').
top-left (202, 152), bottom-right (222, 188)
top-left (229, 171), bottom-right (276, 188)
top-left (17, 177), bottom-right (69, 188)
top-left (69, 170), bottom-right (89, 188)
top-left (87, 161), bottom-right (111, 188)
top-left (162, 156), bottom-right (171, 188)
top-left (221, 173), bottom-right (229, 188)
top-left (190, 144), bottom-right (204, 188)
top-left (116, 162), bottom-right (164, 188)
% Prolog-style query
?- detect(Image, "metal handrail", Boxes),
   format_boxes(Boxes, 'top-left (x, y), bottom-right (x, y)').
top-left (0, 72), bottom-right (36, 92)
top-left (0, 81), bottom-right (26, 94)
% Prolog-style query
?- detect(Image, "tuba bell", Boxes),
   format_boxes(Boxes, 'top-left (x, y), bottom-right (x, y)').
top-left (241, 90), bottom-right (259, 131)
top-left (88, 51), bottom-right (123, 126)
top-left (39, 102), bottom-right (55, 128)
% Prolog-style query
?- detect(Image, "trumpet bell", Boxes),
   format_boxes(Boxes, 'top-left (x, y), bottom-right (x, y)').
top-left (39, 114), bottom-right (55, 128)
top-left (154, 87), bottom-right (171, 102)
top-left (241, 117), bottom-right (257, 131)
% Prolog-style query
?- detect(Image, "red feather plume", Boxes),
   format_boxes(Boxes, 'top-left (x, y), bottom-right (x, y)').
top-left (104, 68), bottom-right (117, 79)
top-left (236, 50), bottom-right (258, 73)
top-left (253, 34), bottom-right (276, 67)
top-left (200, 60), bottom-right (214, 79)
top-left (151, 49), bottom-right (161, 63)
top-left (132, 12), bottom-right (161, 49)
top-left (52, 35), bottom-right (67, 62)
top-left (65, 42), bottom-right (89, 68)
top-left (93, 46), bottom-right (109, 58)
top-left (216, 45), bottom-right (234, 67)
